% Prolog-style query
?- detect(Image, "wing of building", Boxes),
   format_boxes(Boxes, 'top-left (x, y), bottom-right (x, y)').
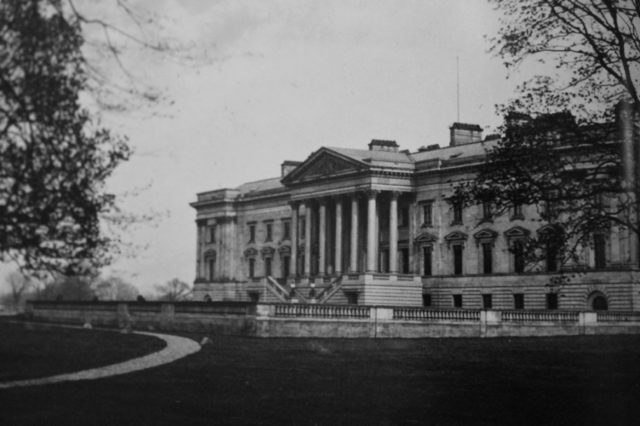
top-left (190, 119), bottom-right (640, 311)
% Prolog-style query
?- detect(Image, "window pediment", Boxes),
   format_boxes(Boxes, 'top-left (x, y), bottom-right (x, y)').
top-left (473, 229), bottom-right (498, 241)
top-left (278, 245), bottom-right (291, 255)
top-left (537, 224), bottom-right (563, 236)
top-left (243, 247), bottom-right (258, 258)
top-left (204, 249), bottom-right (217, 258)
top-left (444, 231), bottom-right (468, 242)
top-left (261, 246), bottom-right (276, 257)
top-left (414, 232), bottom-right (438, 244)
top-left (505, 226), bottom-right (530, 239)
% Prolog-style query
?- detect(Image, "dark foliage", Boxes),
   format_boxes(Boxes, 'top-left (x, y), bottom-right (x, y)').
top-left (0, 0), bottom-right (131, 274)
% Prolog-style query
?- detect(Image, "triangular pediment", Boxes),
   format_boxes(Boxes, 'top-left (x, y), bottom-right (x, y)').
top-left (444, 231), bottom-right (468, 242)
top-left (505, 226), bottom-right (531, 239)
top-left (474, 229), bottom-right (498, 241)
top-left (537, 224), bottom-right (563, 236)
top-left (414, 232), bottom-right (438, 243)
top-left (282, 148), bottom-right (366, 185)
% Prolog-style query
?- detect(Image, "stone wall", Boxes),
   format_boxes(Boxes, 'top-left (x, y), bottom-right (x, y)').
top-left (26, 301), bottom-right (640, 339)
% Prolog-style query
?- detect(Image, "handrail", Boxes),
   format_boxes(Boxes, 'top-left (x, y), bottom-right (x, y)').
top-left (317, 276), bottom-right (343, 304)
top-left (265, 276), bottom-right (290, 303)
top-left (291, 285), bottom-right (309, 304)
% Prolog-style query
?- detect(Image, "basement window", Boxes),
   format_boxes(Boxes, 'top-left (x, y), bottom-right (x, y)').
top-left (453, 294), bottom-right (463, 308)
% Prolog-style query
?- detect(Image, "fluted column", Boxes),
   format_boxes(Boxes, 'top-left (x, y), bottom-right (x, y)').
top-left (304, 202), bottom-right (312, 276)
top-left (367, 190), bottom-right (378, 272)
top-left (350, 195), bottom-right (359, 272)
top-left (290, 202), bottom-right (298, 276)
top-left (334, 197), bottom-right (343, 275)
top-left (318, 200), bottom-right (327, 275)
top-left (389, 192), bottom-right (399, 273)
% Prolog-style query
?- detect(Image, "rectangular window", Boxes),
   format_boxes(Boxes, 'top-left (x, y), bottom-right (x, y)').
top-left (594, 234), bottom-right (606, 269)
top-left (400, 248), bottom-right (409, 274)
top-left (482, 294), bottom-right (492, 309)
top-left (264, 257), bottom-right (272, 277)
top-left (422, 202), bottom-right (433, 227)
top-left (283, 256), bottom-right (290, 279)
top-left (266, 223), bottom-right (273, 242)
top-left (422, 246), bottom-right (432, 276)
top-left (283, 221), bottom-right (291, 240)
top-left (453, 245), bottom-right (463, 275)
top-left (512, 203), bottom-right (524, 220)
top-left (207, 225), bottom-right (216, 243)
top-left (482, 242), bottom-right (493, 274)
top-left (514, 293), bottom-right (525, 310)
top-left (248, 258), bottom-right (255, 278)
top-left (345, 292), bottom-right (359, 305)
top-left (546, 293), bottom-right (558, 310)
top-left (452, 201), bottom-right (463, 224)
top-left (422, 294), bottom-right (432, 307)
top-left (453, 294), bottom-right (463, 308)
top-left (482, 201), bottom-right (492, 220)
top-left (513, 240), bottom-right (525, 273)
top-left (208, 257), bottom-right (215, 281)
top-left (249, 224), bottom-right (256, 243)
top-left (399, 207), bottom-right (409, 227)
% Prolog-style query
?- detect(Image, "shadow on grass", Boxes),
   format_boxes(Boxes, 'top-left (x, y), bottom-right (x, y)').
top-left (2, 333), bottom-right (640, 425)
top-left (0, 322), bottom-right (166, 381)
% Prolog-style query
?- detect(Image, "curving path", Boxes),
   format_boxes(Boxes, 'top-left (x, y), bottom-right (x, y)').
top-left (0, 329), bottom-right (201, 389)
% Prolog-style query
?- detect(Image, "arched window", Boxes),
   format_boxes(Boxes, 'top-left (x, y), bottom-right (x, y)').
top-left (588, 291), bottom-right (608, 311)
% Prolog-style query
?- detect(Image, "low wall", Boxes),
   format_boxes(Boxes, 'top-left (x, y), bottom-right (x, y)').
top-left (25, 301), bottom-right (640, 338)
top-left (27, 301), bottom-right (257, 335)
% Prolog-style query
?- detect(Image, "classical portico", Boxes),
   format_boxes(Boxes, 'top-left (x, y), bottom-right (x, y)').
top-left (277, 142), bottom-right (423, 305)
top-left (289, 190), bottom-right (406, 278)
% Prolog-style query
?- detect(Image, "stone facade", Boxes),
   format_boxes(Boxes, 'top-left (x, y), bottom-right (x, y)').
top-left (191, 122), bottom-right (640, 310)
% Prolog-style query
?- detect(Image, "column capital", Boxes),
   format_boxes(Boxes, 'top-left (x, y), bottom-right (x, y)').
top-left (390, 191), bottom-right (401, 200)
top-left (365, 189), bottom-right (380, 199)
top-left (318, 198), bottom-right (328, 206)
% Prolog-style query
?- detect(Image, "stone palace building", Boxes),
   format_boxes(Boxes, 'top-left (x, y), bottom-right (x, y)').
top-left (191, 118), bottom-right (640, 311)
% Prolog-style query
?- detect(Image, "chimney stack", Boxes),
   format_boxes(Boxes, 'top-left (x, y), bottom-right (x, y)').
top-left (368, 139), bottom-right (399, 152)
top-left (449, 123), bottom-right (482, 146)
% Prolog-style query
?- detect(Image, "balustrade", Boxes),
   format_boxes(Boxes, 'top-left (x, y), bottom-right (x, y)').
top-left (392, 307), bottom-right (480, 321)
top-left (274, 303), bottom-right (370, 319)
top-left (597, 311), bottom-right (640, 322)
top-left (501, 310), bottom-right (579, 323)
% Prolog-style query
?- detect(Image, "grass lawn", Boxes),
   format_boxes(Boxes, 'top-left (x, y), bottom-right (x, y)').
top-left (0, 321), bottom-right (166, 381)
top-left (1, 329), bottom-right (640, 425)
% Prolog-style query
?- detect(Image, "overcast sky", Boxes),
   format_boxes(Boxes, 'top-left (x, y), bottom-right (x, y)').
top-left (5, 0), bottom-right (523, 295)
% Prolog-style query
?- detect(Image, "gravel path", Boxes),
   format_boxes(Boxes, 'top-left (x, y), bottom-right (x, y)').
top-left (0, 329), bottom-right (201, 389)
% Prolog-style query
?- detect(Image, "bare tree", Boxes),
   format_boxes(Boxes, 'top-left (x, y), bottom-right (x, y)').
top-left (456, 1), bottom-right (640, 279)
top-left (155, 278), bottom-right (191, 301)
top-left (490, 0), bottom-right (639, 119)
top-left (94, 275), bottom-right (138, 300)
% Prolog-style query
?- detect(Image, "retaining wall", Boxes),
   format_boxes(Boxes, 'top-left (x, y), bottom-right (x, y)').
top-left (25, 301), bottom-right (640, 338)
